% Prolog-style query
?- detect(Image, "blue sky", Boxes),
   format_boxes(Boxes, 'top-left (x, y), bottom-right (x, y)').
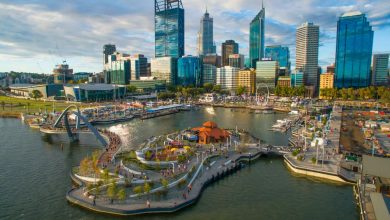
top-left (0, 0), bottom-right (389, 73)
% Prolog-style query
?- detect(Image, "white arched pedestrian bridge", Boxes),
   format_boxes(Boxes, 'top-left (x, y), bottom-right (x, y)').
top-left (53, 105), bottom-right (108, 147)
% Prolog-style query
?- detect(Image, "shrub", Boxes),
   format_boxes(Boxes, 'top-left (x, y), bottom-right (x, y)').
top-left (292, 149), bottom-right (300, 157)
top-left (311, 157), bottom-right (317, 164)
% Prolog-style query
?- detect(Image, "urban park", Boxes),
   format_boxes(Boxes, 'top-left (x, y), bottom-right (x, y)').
top-left (67, 121), bottom-right (284, 215)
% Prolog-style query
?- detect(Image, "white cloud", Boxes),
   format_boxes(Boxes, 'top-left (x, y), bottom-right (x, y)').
top-left (0, 0), bottom-right (389, 73)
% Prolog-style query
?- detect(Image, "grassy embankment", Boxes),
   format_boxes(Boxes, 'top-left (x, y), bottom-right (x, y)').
top-left (0, 96), bottom-right (84, 118)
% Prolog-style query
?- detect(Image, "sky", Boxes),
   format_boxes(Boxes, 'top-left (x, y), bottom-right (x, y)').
top-left (0, 0), bottom-right (389, 74)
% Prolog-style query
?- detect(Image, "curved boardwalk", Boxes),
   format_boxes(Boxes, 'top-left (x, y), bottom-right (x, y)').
top-left (67, 147), bottom-right (279, 216)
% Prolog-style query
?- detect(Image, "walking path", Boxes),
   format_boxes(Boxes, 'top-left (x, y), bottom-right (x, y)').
top-left (67, 146), bottom-right (282, 216)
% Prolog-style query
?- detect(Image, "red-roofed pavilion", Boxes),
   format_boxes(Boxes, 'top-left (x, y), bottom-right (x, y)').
top-left (192, 121), bottom-right (230, 144)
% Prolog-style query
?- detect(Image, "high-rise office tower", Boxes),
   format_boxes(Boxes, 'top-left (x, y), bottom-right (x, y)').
top-left (296, 22), bottom-right (319, 89)
top-left (265, 45), bottom-right (290, 75)
top-left (249, 3), bottom-right (265, 68)
top-left (335, 12), bottom-right (373, 88)
top-left (202, 64), bottom-right (217, 85)
top-left (203, 54), bottom-right (221, 67)
top-left (222, 40), bottom-right (239, 67)
top-left (155, 0), bottom-right (185, 58)
top-left (372, 54), bottom-right (389, 86)
top-left (177, 56), bottom-right (202, 87)
top-left (197, 9), bottom-right (215, 56)
top-left (256, 60), bottom-right (279, 89)
top-left (130, 54), bottom-right (148, 80)
top-left (106, 52), bottom-right (131, 85)
top-left (151, 57), bottom-right (177, 85)
top-left (216, 66), bottom-right (240, 90)
top-left (228, 54), bottom-right (245, 69)
top-left (103, 44), bottom-right (116, 65)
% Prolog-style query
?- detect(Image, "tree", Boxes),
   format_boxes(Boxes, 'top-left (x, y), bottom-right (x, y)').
top-left (167, 84), bottom-right (177, 93)
top-left (203, 83), bottom-right (213, 93)
top-left (30, 90), bottom-right (43, 100)
top-left (339, 88), bottom-right (348, 100)
top-left (161, 178), bottom-right (169, 189)
top-left (127, 85), bottom-right (137, 94)
top-left (1, 101), bottom-right (4, 110)
top-left (107, 181), bottom-right (117, 204)
top-left (144, 182), bottom-right (151, 195)
top-left (236, 86), bottom-right (247, 96)
top-left (212, 85), bottom-right (222, 93)
top-left (117, 188), bottom-right (126, 202)
top-left (133, 186), bottom-right (143, 197)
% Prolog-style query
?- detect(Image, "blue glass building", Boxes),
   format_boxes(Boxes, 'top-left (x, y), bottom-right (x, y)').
top-left (291, 71), bottom-right (304, 87)
top-left (155, 0), bottom-right (185, 58)
top-left (371, 54), bottom-right (389, 86)
top-left (335, 12), bottom-right (374, 88)
top-left (177, 56), bottom-right (202, 87)
top-left (265, 45), bottom-right (290, 72)
top-left (249, 4), bottom-right (265, 68)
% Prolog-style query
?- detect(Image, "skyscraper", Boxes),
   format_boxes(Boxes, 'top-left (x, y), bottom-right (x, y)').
top-left (335, 12), bottom-right (374, 88)
top-left (151, 57), bottom-right (177, 85)
top-left (249, 4), bottom-right (265, 68)
top-left (372, 54), bottom-right (389, 86)
top-left (197, 9), bottom-right (215, 56)
top-left (265, 45), bottom-right (290, 75)
top-left (216, 66), bottom-right (240, 90)
top-left (106, 52), bottom-right (131, 85)
top-left (130, 54), bottom-right (148, 80)
top-left (222, 40), bottom-right (239, 67)
top-left (103, 44), bottom-right (116, 65)
top-left (296, 22), bottom-right (319, 89)
top-left (228, 54), bottom-right (245, 69)
top-left (203, 54), bottom-right (222, 67)
top-left (202, 64), bottom-right (217, 85)
top-left (256, 60), bottom-right (279, 89)
top-left (177, 56), bottom-right (202, 87)
top-left (155, 0), bottom-right (185, 58)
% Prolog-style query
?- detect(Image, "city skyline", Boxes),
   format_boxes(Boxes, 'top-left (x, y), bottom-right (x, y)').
top-left (0, 0), bottom-right (389, 73)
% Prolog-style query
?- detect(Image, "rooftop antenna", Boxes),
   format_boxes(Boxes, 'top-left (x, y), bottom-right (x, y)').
top-left (262, 0), bottom-right (264, 9)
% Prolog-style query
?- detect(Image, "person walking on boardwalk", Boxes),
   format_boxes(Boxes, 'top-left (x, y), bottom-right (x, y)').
top-left (146, 200), bottom-right (150, 208)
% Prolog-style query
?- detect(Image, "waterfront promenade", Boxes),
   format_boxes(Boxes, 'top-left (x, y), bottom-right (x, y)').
top-left (67, 146), bottom-right (284, 216)
top-left (284, 105), bottom-right (357, 183)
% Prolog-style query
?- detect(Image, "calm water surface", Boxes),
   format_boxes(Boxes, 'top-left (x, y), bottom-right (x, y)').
top-left (0, 107), bottom-right (358, 219)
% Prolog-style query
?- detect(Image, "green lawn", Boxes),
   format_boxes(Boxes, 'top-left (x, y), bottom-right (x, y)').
top-left (0, 95), bottom-right (84, 115)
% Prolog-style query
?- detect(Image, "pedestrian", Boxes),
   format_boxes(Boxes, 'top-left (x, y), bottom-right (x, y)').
top-left (146, 200), bottom-right (151, 208)
top-left (93, 197), bottom-right (96, 206)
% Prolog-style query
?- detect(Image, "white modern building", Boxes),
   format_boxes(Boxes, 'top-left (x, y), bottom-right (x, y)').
top-left (151, 57), bottom-right (177, 85)
top-left (296, 22), bottom-right (319, 88)
top-left (216, 66), bottom-right (240, 90)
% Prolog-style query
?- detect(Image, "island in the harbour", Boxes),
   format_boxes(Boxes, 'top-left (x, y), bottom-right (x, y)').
top-left (64, 119), bottom-right (293, 216)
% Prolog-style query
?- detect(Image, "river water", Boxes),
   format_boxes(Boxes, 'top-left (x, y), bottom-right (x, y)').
top-left (0, 107), bottom-right (358, 219)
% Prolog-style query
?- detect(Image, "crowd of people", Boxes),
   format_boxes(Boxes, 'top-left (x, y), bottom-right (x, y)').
top-left (99, 129), bottom-right (122, 167)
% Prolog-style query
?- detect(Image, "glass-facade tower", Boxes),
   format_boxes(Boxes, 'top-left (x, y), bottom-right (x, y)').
top-left (265, 45), bottom-right (290, 72)
top-left (155, 0), bottom-right (185, 58)
top-left (177, 56), bottom-right (202, 87)
top-left (249, 5), bottom-right (265, 68)
top-left (372, 54), bottom-right (389, 86)
top-left (197, 10), bottom-right (215, 56)
top-left (335, 12), bottom-right (374, 88)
